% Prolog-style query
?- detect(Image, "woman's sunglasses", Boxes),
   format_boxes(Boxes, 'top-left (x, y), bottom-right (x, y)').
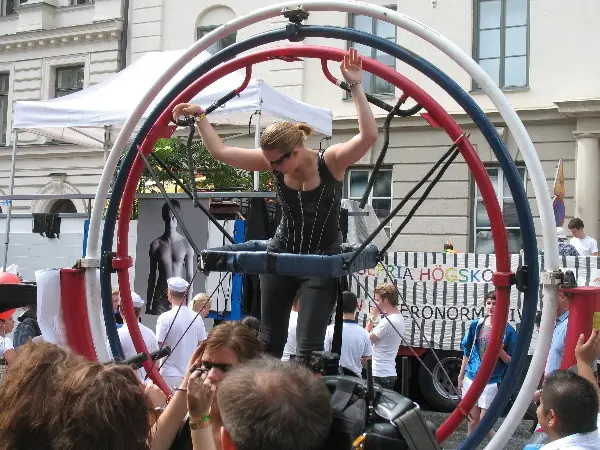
top-left (197, 361), bottom-right (233, 373)
top-left (269, 151), bottom-right (294, 167)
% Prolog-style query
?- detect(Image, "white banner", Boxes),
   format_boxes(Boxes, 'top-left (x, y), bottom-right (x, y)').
top-left (350, 252), bottom-right (600, 352)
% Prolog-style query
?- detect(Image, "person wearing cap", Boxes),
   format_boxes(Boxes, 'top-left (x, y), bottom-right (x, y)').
top-left (0, 309), bottom-right (17, 368)
top-left (539, 227), bottom-right (579, 257)
top-left (156, 277), bottom-right (207, 389)
top-left (117, 292), bottom-right (159, 381)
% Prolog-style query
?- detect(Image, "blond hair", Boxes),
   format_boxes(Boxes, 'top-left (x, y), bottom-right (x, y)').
top-left (260, 122), bottom-right (313, 154)
top-left (374, 282), bottom-right (398, 306)
top-left (191, 293), bottom-right (212, 313)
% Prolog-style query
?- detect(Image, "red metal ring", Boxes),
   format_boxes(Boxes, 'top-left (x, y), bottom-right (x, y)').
top-left (116, 45), bottom-right (510, 441)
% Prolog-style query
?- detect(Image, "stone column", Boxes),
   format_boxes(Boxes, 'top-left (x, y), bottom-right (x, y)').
top-left (573, 132), bottom-right (600, 239)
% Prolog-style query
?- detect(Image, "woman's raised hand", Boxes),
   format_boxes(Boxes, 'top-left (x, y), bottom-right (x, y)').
top-left (187, 370), bottom-right (216, 417)
top-left (172, 103), bottom-right (203, 122)
top-left (340, 48), bottom-right (363, 85)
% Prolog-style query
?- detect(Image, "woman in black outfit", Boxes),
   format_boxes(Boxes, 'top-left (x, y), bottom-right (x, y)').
top-left (172, 48), bottom-right (378, 362)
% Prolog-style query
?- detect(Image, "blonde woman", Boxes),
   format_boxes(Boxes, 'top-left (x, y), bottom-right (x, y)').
top-left (172, 48), bottom-right (378, 364)
top-left (191, 293), bottom-right (212, 319)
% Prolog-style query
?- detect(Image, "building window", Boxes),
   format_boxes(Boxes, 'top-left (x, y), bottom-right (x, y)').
top-left (54, 66), bottom-right (84, 98)
top-left (474, 0), bottom-right (529, 89)
top-left (49, 199), bottom-right (77, 214)
top-left (70, 0), bottom-right (94, 5)
top-left (348, 6), bottom-right (396, 96)
top-left (0, 73), bottom-right (8, 146)
top-left (196, 26), bottom-right (237, 54)
top-left (473, 166), bottom-right (526, 254)
top-left (347, 168), bottom-right (393, 236)
top-left (1, 0), bottom-right (15, 16)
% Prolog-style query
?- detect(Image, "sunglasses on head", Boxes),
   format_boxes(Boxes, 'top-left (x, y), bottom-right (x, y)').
top-left (198, 361), bottom-right (233, 373)
top-left (269, 151), bottom-right (294, 166)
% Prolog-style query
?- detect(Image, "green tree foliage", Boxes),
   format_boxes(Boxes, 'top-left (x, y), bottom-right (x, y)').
top-left (138, 137), bottom-right (274, 193)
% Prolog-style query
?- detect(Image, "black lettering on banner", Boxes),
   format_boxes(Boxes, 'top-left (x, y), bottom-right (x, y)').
top-left (400, 303), bottom-right (410, 318)
top-left (422, 306), bottom-right (434, 320)
top-left (447, 307), bottom-right (459, 321)
top-left (461, 307), bottom-right (470, 321)
top-left (516, 308), bottom-right (523, 321)
top-left (510, 308), bottom-right (515, 322)
top-left (472, 306), bottom-right (485, 319)
top-left (410, 305), bottom-right (420, 319)
top-left (435, 306), bottom-right (446, 320)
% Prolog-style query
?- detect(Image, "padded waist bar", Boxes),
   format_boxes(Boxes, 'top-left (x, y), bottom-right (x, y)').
top-left (199, 240), bottom-right (379, 277)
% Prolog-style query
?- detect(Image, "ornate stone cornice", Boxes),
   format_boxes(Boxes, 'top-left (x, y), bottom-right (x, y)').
top-left (572, 131), bottom-right (600, 140)
top-left (0, 19), bottom-right (122, 53)
top-left (554, 99), bottom-right (600, 118)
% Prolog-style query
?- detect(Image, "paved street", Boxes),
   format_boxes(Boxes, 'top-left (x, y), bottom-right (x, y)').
top-left (422, 411), bottom-right (535, 449)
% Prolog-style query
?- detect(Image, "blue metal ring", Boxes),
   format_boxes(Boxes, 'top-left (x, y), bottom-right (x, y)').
top-left (101, 26), bottom-right (538, 448)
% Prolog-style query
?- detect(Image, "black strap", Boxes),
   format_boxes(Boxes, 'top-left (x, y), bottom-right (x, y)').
top-left (331, 278), bottom-right (344, 356)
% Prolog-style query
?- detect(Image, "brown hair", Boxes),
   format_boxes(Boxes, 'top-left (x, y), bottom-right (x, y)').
top-left (218, 356), bottom-right (332, 450)
top-left (195, 321), bottom-right (262, 364)
top-left (374, 282), bottom-right (399, 307)
top-left (0, 342), bottom-right (153, 450)
top-left (260, 122), bottom-right (313, 154)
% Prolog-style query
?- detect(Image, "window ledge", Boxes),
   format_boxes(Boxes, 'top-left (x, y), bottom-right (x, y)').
top-left (470, 86), bottom-right (530, 94)
top-left (342, 93), bottom-right (396, 101)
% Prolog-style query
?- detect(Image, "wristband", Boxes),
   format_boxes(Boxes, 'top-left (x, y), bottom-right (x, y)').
top-left (347, 81), bottom-right (361, 88)
top-left (190, 414), bottom-right (211, 423)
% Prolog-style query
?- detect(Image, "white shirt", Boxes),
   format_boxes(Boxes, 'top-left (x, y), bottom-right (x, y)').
top-left (118, 322), bottom-right (159, 381)
top-left (541, 430), bottom-right (600, 449)
top-left (324, 320), bottom-right (372, 376)
top-left (371, 313), bottom-right (405, 377)
top-left (0, 336), bottom-right (14, 357)
top-left (156, 306), bottom-right (207, 378)
top-left (282, 310), bottom-right (298, 361)
top-left (570, 236), bottom-right (598, 256)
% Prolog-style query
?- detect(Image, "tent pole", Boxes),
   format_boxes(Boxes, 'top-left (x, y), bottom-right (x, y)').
top-left (103, 125), bottom-right (111, 162)
top-left (253, 111), bottom-right (261, 190)
top-left (3, 129), bottom-right (18, 271)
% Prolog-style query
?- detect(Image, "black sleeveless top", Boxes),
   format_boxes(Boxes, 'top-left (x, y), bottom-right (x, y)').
top-left (269, 151), bottom-right (343, 255)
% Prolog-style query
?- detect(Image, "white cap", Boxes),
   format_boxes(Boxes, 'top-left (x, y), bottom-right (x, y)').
top-left (557, 227), bottom-right (567, 239)
top-left (167, 277), bottom-right (189, 293)
top-left (131, 291), bottom-right (145, 308)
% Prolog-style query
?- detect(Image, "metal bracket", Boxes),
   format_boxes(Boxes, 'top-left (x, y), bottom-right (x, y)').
top-left (79, 257), bottom-right (100, 268)
top-left (282, 6), bottom-right (310, 24)
top-left (540, 269), bottom-right (564, 286)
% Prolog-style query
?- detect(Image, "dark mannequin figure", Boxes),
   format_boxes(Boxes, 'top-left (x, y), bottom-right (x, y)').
top-left (146, 200), bottom-right (195, 315)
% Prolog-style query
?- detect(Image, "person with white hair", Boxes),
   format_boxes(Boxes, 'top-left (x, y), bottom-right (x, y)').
top-left (539, 227), bottom-right (579, 257)
top-left (118, 292), bottom-right (159, 381)
top-left (156, 277), bottom-right (207, 389)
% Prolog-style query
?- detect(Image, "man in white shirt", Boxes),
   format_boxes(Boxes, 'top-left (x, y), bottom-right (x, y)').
top-left (118, 292), bottom-right (159, 381)
top-left (365, 282), bottom-right (405, 390)
top-left (282, 297), bottom-right (299, 361)
top-left (156, 277), bottom-right (207, 389)
top-left (324, 291), bottom-right (371, 377)
top-left (568, 218), bottom-right (599, 256)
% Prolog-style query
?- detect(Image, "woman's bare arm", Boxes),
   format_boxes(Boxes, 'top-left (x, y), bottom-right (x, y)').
top-left (325, 49), bottom-right (379, 179)
top-left (172, 103), bottom-right (270, 172)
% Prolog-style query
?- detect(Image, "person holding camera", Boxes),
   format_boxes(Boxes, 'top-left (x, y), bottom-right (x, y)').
top-left (365, 283), bottom-right (405, 390)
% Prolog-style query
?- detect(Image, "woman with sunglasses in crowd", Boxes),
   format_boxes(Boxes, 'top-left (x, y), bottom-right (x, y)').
top-left (152, 321), bottom-right (262, 450)
top-left (172, 48), bottom-right (378, 364)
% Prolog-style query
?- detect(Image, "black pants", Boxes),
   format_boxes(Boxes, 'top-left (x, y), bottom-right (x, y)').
top-left (259, 274), bottom-right (338, 359)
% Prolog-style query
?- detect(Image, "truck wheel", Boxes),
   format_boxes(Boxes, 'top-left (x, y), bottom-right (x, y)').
top-left (418, 350), bottom-right (462, 412)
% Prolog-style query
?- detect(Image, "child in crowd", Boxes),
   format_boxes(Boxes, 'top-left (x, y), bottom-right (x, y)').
top-left (458, 290), bottom-right (517, 437)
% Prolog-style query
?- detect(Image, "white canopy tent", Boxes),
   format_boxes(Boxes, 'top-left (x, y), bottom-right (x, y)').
top-left (5, 49), bottom-right (333, 268)
top-left (13, 49), bottom-right (333, 146)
